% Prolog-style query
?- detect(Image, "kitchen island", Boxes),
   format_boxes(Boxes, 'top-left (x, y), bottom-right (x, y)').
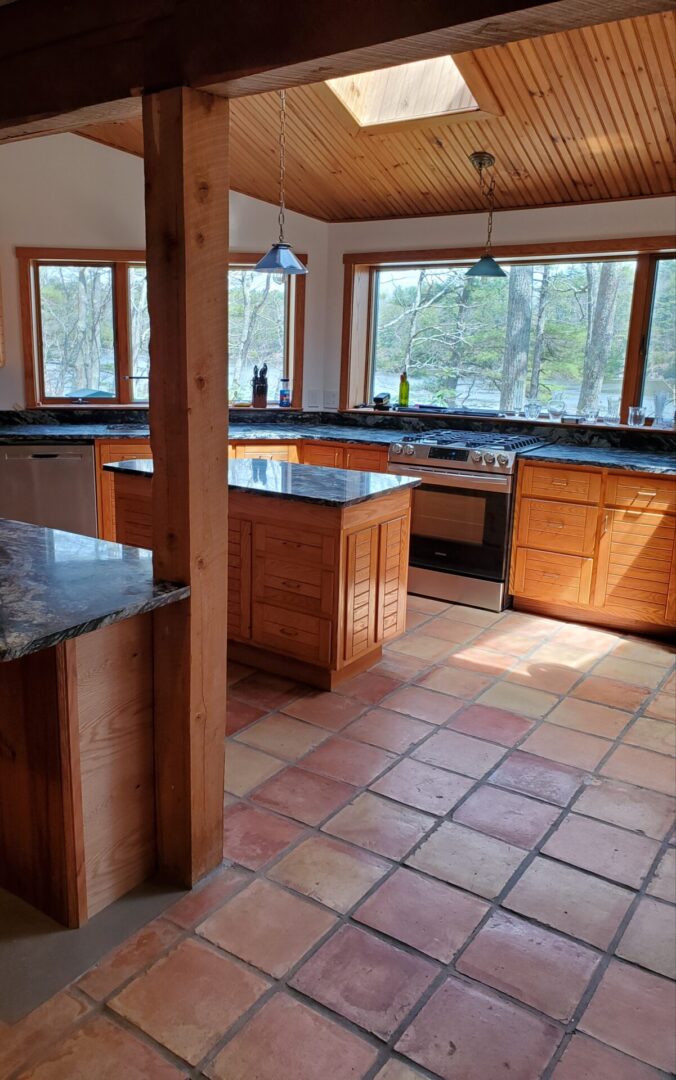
top-left (0, 519), bottom-right (189, 927)
top-left (105, 458), bottom-right (420, 689)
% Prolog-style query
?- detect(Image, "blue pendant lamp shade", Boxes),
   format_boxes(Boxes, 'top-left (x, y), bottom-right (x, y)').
top-left (466, 254), bottom-right (506, 278)
top-left (254, 243), bottom-right (307, 275)
top-left (466, 151), bottom-right (505, 279)
top-left (255, 90), bottom-right (308, 277)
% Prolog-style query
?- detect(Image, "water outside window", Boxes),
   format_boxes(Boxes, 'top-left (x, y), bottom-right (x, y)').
top-left (370, 260), bottom-right (638, 417)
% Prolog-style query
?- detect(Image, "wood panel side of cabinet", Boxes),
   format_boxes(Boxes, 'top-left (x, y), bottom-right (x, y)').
top-left (95, 438), bottom-right (152, 539)
top-left (377, 514), bottom-right (410, 642)
top-left (228, 517), bottom-right (252, 640)
top-left (343, 525), bottom-right (379, 663)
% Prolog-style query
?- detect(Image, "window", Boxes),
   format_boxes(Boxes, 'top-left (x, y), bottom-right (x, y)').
top-left (640, 257), bottom-right (676, 422)
top-left (370, 259), bottom-right (636, 418)
top-left (19, 248), bottom-right (306, 408)
top-left (341, 239), bottom-right (674, 425)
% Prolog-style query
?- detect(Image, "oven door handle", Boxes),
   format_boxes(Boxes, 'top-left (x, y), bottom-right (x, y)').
top-left (387, 463), bottom-right (512, 494)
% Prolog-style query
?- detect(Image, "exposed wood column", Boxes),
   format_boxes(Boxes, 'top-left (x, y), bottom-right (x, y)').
top-left (143, 87), bottom-right (229, 885)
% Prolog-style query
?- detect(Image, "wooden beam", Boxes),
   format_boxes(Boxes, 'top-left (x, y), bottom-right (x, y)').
top-left (0, 0), bottom-right (673, 137)
top-left (143, 87), bottom-right (229, 886)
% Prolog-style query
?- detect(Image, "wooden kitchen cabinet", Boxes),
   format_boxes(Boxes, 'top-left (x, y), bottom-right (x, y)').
top-left (301, 440), bottom-right (388, 472)
top-left (95, 438), bottom-right (152, 540)
top-left (510, 461), bottom-right (676, 632)
top-left (301, 442), bottom-right (345, 468)
top-left (344, 445), bottom-right (389, 473)
top-left (233, 442), bottom-right (300, 462)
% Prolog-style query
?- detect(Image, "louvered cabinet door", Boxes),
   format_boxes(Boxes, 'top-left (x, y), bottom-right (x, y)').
top-left (377, 514), bottom-right (409, 642)
top-left (343, 525), bottom-right (379, 662)
top-left (595, 508), bottom-right (676, 625)
top-left (228, 517), bottom-right (252, 640)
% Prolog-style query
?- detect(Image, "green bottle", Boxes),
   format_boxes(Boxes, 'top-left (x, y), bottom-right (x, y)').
top-left (399, 370), bottom-right (410, 408)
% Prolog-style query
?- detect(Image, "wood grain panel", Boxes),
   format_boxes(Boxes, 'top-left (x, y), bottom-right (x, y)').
top-left (228, 517), bottom-right (252, 640)
top-left (595, 507), bottom-right (676, 622)
top-left (301, 442), bottom-right (345, 468)
top-left (75, 12), bottom-right (676, 223)
top-left (377, 514), bottom-right (410, 641)
top-left (95, 438), bottom-right (152, 540)
top-left (605, 472), bottom-right (676, 513)
top-left (75, 616), bottom-right (155, 917)
top-left (512, 547), bottom-right (594, 605)
top-left (344, 525), bottom-right (379, 661)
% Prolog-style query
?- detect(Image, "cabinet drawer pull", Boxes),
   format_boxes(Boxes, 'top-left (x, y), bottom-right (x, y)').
top-left (551, 479), bottom-right (569, 486)
top-left (546, 521), bottom-right (565, 529)
top-left (541, 572), bottom-right (559, 581)
top-left (279, 627), bottom-right (298, 637)
top-left (281, 540), bottom-right (302, 549)
top-left (281, 579), bottom-right (301, 589)
top-left (637, 490), bottom-right (657, 497)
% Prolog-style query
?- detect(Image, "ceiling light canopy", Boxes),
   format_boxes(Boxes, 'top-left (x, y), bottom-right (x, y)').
top-left (326, 55), bottom-right (478, 129)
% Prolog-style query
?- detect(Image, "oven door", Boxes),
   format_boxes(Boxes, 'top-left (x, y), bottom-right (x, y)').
top-left (388, 463), bottom-right (513, 582)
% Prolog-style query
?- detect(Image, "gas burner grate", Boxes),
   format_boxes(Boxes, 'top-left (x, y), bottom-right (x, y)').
top-left (403, 430), bottom-right (545, 451)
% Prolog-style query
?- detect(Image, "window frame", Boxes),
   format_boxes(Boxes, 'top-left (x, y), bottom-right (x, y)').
top-left (18, 246), bottom-right (307, 409)
top-left (340, 236), bottom-right (675, 426)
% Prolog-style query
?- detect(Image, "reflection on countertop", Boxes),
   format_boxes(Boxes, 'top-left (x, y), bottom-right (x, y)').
top-left (520, 444), bottom-right (676, 475)
top-left (104, 457), bottom-right (421, 506)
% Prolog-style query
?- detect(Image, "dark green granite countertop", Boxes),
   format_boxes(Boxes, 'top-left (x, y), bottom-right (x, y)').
top-left (520, 444), bottom-right (676, 475)
top-left (0, 519), bottom-right (189, 662)
top-left (104, 457), bottom-right (420, 506)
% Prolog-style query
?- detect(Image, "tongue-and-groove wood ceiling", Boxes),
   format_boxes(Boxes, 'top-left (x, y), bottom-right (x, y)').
top-left (77, 11), bottom-right (675, 222)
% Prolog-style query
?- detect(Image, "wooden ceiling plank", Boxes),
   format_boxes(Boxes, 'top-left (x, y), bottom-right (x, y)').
top-left (640, 13), bottom-right (676, 169)
top-left (520, 35), bottom-right (613, 202)
top-left (598, 21), bottom-right (665, 192)
top-left (615, 18), bottom-right (674, 192)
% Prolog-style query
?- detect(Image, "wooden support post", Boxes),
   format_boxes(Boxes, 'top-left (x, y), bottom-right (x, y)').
top-left (143, 87), bottom-right (229, 886)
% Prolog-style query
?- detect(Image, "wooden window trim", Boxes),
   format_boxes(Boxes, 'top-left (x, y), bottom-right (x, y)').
top-left (17, 246), bottom-right (307, 410)
top-left (339, 236), bottom-right (676, 424)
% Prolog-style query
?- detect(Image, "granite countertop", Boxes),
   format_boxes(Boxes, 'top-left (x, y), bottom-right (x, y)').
top-left (519, 444), bottom-right (676, 475)
top-left (0, 424), bottom-right (151, 443)
top-left (0, 519), bottom-right (190, 662)
top-left (104, 457), bottom-right (420, 506)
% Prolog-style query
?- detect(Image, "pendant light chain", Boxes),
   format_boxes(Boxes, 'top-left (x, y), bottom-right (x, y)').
top-left (278, 89), bottom-right (287, 244)
top-left (478, 162), bottom-right (497, 254)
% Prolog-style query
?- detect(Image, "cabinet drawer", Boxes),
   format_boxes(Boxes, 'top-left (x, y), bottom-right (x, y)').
top-left (512, 548), bottom-right (593, 605)
top-left (605, 474), bottom-right (676, 514)
top-left (344, 446), bottom-right (387, 473)
top-left (254, 524), bottom-right (335, 567)
top-left (302, 443), bottom-right (345, 469)
top-left (517, 498), bottom-right (598, 556)
top-left (521, 464), bottom-right (601, 505)
top-left (253, 556), bottom-right (334, 617)
top-left (252, 602), bottom-right (331, 663)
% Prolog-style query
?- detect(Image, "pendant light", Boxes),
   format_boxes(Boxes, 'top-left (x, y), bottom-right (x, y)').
top-left (254, 89), bottom-right (308, 277)
top-left (466, 151), bottom-right (506, 278)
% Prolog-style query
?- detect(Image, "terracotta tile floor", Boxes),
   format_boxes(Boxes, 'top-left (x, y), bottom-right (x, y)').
top-left (2, 599), bottom-right (675, 1079)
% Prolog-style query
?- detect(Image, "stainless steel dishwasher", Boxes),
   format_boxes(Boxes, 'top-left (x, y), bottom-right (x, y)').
top-left (0, 443), bottom-right (98, 537)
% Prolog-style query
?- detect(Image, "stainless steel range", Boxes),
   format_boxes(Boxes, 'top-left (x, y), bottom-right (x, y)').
top-left (388, 430), bottom-right (546, 611)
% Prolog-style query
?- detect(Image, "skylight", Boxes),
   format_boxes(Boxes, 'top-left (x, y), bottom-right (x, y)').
top-left (326, 55), bottom-right (478, 129)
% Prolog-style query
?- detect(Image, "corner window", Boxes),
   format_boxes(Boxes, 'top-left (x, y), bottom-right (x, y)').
top-left (19, 249), bottom-right (306, 407)
top-left (370, 259), bottom-right (637, 419)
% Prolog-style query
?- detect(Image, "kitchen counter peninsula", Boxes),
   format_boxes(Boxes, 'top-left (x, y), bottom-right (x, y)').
top-left (105, 458), bottom-right (419, 688)
top-left (0, 518), bottom-right (189, 928)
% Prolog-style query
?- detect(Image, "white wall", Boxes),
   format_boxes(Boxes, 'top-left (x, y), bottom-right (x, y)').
top-left (1, 133), bottom-right (673, 409)
top-left (0, 134), bottom-right (329, 409)
top-left (324, 196), bottom-right (676, 400)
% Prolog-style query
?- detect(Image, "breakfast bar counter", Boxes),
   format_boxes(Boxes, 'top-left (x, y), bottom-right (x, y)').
top-left (0, 518), bottom-right (188, 927)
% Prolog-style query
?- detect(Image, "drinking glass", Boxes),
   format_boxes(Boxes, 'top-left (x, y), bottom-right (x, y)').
top-left (605, 397), bottom-right (621, 424)
top-left (628, 406), bottom-right (646, 427)
top-left (654, 392), bottom-right (669, 426)
top-left (523, 400), bottom-right (541, 419)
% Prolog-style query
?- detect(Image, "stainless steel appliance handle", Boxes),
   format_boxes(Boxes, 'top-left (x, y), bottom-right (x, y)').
top-left (388, 463), bottom-right (512, 494)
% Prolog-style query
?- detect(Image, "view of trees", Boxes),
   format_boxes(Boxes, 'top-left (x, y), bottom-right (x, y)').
top-left (227, 270), bottom-right (287, 402)
top-left (128, 266), bottom-right (150, 401)
top-left (38, 264), bottom-right (115, 398)
top-left (643, 258), bottom-right (676, 417)
top-left (371, 259), bottom-right (644, 415)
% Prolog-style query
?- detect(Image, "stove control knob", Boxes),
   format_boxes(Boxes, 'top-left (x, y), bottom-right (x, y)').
top-left (483, 452), bottom-right (496, 465)
top-left (403, 444), bottom-right (416, 456)
top-left (470, 451), bottom-right (483, 463)
top-left (391, 443), bottom-right (403, 455)
top-left (497, 453), bottom-right (509, 467)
